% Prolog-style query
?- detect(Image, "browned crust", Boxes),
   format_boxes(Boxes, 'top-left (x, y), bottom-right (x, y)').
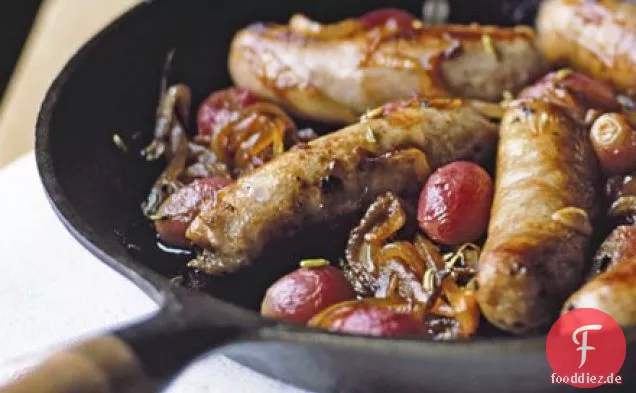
top-left (229, 20), bottom-right (546, 123)
top-left (477, 99), bottom-right (600, 334)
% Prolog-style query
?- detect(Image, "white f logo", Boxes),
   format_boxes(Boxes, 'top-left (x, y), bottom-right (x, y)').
top-left (572, 324), bottom-right (603, 368)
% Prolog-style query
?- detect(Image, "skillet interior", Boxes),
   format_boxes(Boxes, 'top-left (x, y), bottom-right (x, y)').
top-left (35, 0), bottom-right (544, 312)
top-left (35, 0), bottom-right (635, 392)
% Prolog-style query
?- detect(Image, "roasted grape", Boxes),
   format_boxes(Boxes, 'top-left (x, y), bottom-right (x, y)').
top-left (590, 113), bottom-right (636, 176)
top-left (359, 8), bottom-right (418, 31)
top-left (418, 161), bottom-right (493, 245)
top-left (261, 262), bottom-right (356, 324)
top-left (309, 300), bottom-right (428, 337)
top-left (154, 176), bottom-right (232, 247)
top-left (197, 87), bottom-right (260, 136)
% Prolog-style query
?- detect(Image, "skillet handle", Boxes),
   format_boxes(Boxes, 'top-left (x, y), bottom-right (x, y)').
top-left (0, 336), bottom-right (154, 393)
top-left (0, 308), bottom-right (246, 393)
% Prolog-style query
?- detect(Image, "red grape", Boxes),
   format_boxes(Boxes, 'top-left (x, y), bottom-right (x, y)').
top-left (359, 8), bottom-right (418, 32)
top-left (197, 87), bottom-right (260, 136)
top-left (154, 176), bottom-right (232, 247)
top-left (261, 264), bottom-right (356, 324)
top-left (418, 161), bottom-right (493, 245)
top-left (311, 301), bottom-right (428, 337)
top-left (590, 113), bottom-right (636, 176)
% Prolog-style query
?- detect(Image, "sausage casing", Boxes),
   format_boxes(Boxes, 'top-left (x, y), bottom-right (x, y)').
top-left (187, 99), bottom-right (497, 274)
top-left (229, 17), bottom-right (546, 123)
top-left (536, 0), bottom-right (636, 94)
top-left (477, 99), bottom-right (600, 334)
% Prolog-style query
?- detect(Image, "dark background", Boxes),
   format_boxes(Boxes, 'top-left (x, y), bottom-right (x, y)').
top-left (0, 0), bottom-right (43, 102)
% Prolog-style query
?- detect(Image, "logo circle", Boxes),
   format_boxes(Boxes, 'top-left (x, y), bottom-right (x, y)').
top-left (546, 308), bottom-right (626, 388)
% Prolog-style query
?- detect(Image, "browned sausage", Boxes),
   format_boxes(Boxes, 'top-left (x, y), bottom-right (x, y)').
top-left (187, 99), bottom-right (498, 274)
top-left (562, 255), bottom-right (636, 327)
top-left (229, 12), bottom-right (546, 124)
top-left (476, 99), bottom-right (600, 334)
top-left (536, 0), bottom-right (636, 95)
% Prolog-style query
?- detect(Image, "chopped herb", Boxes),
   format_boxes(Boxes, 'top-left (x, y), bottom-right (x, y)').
top-left (422, 268), bottom-right (438, 292)
top-left (338, 257), bottom-right (351, 273)
top-left (481, 34), bottom-right (498, 59)
top-left (360, 106), bottom-right (384, 122)
top-left (365, 125), bottom-right (377, 143)
top-left (556, 68), bottom-right (573, 80)
top-left (444, 243), bottom-right (480, 270)
top-left (300, 258), bottom-right (331, 269)
top-left (503, 90), bottom-right (514, 101)
top-left (112, 133), bottom-right (129, 153)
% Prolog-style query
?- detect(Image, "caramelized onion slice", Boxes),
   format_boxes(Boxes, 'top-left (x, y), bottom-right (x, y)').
top-left (443, 243), bottom-right (480, 273)
top-left (467, 100), bottom-right (504, 120)
top-left (414, 234), bottom-right (445, 270)
top-left (211, 102), bottom-right (297, 177)
top-left (428, 277), bottom-right (479, 338)
top-left (345, 192), bottom-right (408, 296)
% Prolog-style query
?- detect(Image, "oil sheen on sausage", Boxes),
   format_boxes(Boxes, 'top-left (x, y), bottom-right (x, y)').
top-left (229, 16), bottom-right (546, 123)
top-left (187, 99), bottom-right (498, 274)
top-left (477, 99), bottom-right (600, 334)
top-left (536, 0), bottom-right (636, 94)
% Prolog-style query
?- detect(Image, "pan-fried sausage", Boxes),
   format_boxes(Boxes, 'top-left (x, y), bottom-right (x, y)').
top-left (229, 11), bottom-right (546, 123)
top-left (187, 99), bottom-right (498, 274)
top-left (562, 256), bottom-right (636, 327)
top-left (477, 99), bottom-right (600, 334)
top-left (536, 0), bottom-right (636, 95)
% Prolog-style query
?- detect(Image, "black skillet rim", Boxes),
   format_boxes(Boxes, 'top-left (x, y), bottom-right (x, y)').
top-left (33, 0), bottom-right (636, 358)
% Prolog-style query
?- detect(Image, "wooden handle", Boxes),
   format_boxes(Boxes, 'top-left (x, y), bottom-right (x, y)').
top-left (0, 336), bottom-right (154, 393)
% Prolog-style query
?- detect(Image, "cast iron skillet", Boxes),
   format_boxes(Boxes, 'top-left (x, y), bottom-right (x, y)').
top-left (7, 0), bottom-right (635, 392)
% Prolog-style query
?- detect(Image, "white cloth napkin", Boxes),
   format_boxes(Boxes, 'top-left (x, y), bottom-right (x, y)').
top-left (0, 152), bottom-right (310, 393)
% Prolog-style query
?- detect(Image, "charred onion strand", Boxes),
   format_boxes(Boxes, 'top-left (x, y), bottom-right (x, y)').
top-left (346, 192), bottom-right (407, 295)
top-left (142, 84), bottom-right (192, 217)
top-left (428, 277), bottom-right (479, 338)
top-left (143, 84), bottom-right (191, 161)
top-left (345, 193), bottom-right (481, 338)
